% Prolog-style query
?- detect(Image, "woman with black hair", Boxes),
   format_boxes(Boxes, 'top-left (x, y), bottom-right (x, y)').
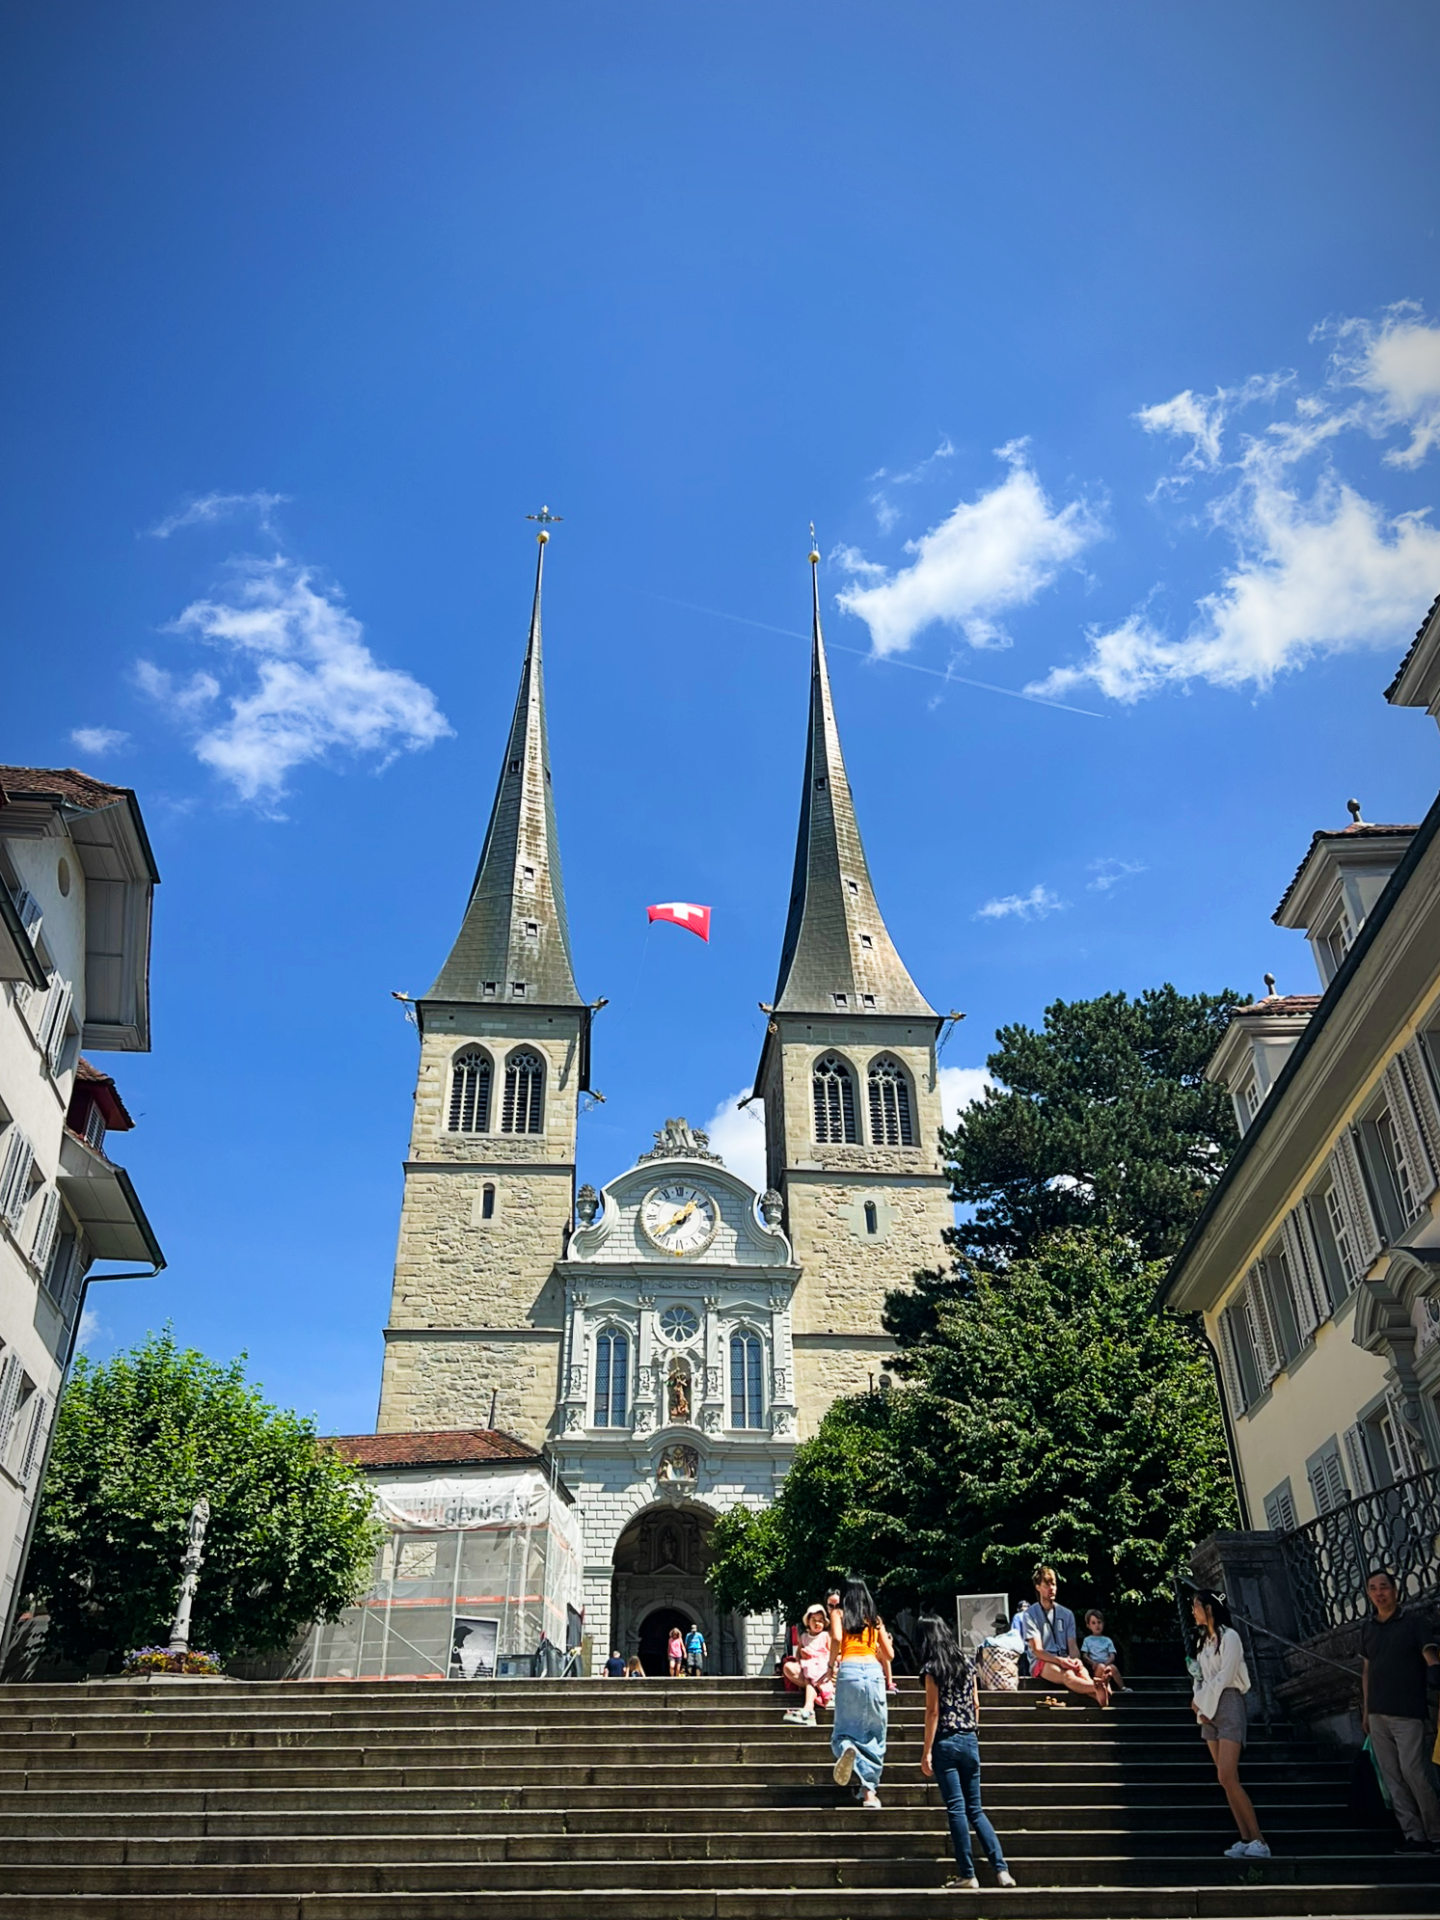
top-left (918, 1612), bottom-right (1016, 1890)
top-left (1190, 1589), bottom-right (1268, 1859)
top-left (826, 1577), bottom-right (894, 1809)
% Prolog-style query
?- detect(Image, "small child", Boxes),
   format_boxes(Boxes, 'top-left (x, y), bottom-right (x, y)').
top-left (1080, 1609), bottom-right (1124, 1692)
top-left (623, 1657), bottom-right (644, 1679)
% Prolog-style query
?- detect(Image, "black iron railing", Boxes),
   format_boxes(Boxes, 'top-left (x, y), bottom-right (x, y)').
top-left (1278, 1464), bottom-right (1440, 1641)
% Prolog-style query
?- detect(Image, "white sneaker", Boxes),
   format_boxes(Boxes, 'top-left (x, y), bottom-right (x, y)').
top-left (944, 1878), bottom-right (980, 1891)
top-left (832, 1744), bottom-right (857, 1787)
top-left (860, 1791), bottom-right (882, 1808)
top-left (1244, 1840), bottom-right (1271, 1859)
top-left (782, 1708), bottom-right (814, 1725)
top-left (996, 1871), bottom-right (1017, 1887)
top-left (1223, 1841), bottom-right (1249, 1859)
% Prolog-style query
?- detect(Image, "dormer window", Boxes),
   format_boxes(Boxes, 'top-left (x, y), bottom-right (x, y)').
top-left (1321, 912), bottom-right (1354, 979)
top-left (483, 982), bottom-right (497, 997)
top-left (832, 993), bottom-right (848, 1009)
top-left (862, 994), bottom-right (876, 1009)
top-left (846, 879), bottom-right (858, 895)
top-left (509, 759), bottom-right (521, 773)
top-left (814, 777), bottom-right (827, 790)
top-left (859, 934), bottom-right (873, 950)
top-left (523, 921), bottom-right (539, 941)
top-left (1241, 1074), bottom-right (1261, 1123)
top-left (83, 1104), bottom-right (106, 1154)
top-left (521, 866), bottom-right (535, 888)
top-left (511, 981), bottom-right (526, 998)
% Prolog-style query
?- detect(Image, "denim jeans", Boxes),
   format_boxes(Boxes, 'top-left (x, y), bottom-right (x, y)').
top-left (831, 1655), bottom-right (888, 1793)
top-left (932, 1731), bottom-right (1008, 1877)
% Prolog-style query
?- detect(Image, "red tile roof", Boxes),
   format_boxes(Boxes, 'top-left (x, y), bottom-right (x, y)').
top-left (1273, 823), bottom-right (1418, 922)
top-left (0, 766), bottom-right (135, 812)
top-left (326, 1429), bottom-right (542, 1469)
top-left (73, 1058), bottom-right (136, 1130)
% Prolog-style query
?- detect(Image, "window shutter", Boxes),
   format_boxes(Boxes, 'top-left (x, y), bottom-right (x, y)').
top-left (0, 1128), bottom-right (35, 1230)
top-left (1398, 1041), bottom-right (1440, 1197)
top-left (1330, 1130), bottom-right (1383, 1270)
top-left (1383, 1058), bottom-right (1434, 1209)
top-left (1241, 1267), bottom-right (1281, 1383)
top-left (30, 1187), bottom-right (61, 1277)
top-left (18, 1394), bottom-right (49, 1484)
top-left (41, 978), bottom-right (73, 1074)
top-left (12, 888), bottom-right (42, 949)
top-left (1384, 1391), bottom-right (1422, 1477)
top-left (1342, 1422), bottom-right (1375, 1497)
top-left (55, 1234), bottom-right (87, 1320)
top-left (1263, 1481), bottom-right (1298, 1533)
top-left (1280, 1208), bottom-right (1326, 1339)
top-left (0, 1354), bottom-right (23, 1458)
top-left (1216, 1311), bottom-right (1248, 1416)
top-left (1306, 1439), bottom-right (1349, 1517)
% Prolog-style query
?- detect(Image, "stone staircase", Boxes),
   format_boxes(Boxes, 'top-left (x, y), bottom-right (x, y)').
top-left (0, 1672), bottom-right (1434, 1916)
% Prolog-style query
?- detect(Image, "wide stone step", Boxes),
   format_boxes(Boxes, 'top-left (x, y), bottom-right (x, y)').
top-left (2, 1854), bottom-right (1436, 1896)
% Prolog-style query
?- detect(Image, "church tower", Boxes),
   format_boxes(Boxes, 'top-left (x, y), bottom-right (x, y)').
top-left (377, 529), bottom-right (588, 1446)
top-left (755, 543), bottom-right (952, 1434)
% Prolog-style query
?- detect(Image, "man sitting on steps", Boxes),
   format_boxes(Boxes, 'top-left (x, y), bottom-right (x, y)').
top-left (1021, 1566), bottom-right (1110, 1710)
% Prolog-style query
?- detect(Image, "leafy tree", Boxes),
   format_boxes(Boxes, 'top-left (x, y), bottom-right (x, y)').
top-left (888, 985), bottom-right (1239, 1349)
top-left (710, 1231), bottom-right (1235, 1640)
top-left (29, 1331), bottom-right (382, 1664)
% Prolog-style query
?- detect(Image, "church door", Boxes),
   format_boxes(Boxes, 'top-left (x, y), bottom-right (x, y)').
top-left (638, 1606), bottom-right (692, 1677)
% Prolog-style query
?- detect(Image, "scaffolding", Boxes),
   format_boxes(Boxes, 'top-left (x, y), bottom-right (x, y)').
top-left (305, 1465), bottom-right (583, 1681)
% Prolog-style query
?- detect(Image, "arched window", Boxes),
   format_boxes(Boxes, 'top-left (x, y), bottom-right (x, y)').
top-left (447, 1048), bottom-right (492, 1132)
top-left (501, 1050), bottom-right (544, 1133)
top-left (594, 1329), bottom-right (629, 1428)
top-left (812, 1054), bottom-right (858, 1144)
top-left (867, 1056), bottom-right (914, 1146)
top-left (729, 1331), bottom-right (764, 1429)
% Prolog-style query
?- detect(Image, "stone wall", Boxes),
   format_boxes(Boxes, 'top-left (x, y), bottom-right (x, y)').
top-left (377, 1330), bottom-right (562, 1444)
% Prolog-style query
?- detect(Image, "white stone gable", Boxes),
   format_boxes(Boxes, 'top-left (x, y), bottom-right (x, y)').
top-left (566, 1156), bottom-right (792, 1268)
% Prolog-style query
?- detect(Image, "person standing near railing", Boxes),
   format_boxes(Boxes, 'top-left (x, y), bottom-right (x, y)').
top-left (1360, 1569), bottom-right (1440, 1855)
top-left (1189, 1590), bottom-right (1269, 1860)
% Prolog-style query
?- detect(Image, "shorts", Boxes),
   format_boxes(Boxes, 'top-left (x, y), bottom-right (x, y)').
top-left (1199, 1687), bottom-right (1248, 1747)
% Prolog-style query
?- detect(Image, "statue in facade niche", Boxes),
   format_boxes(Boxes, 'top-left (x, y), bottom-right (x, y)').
top-left (667, 1361), bottom-right (691, 1424)
top-left (759, 1189), bottom-right (784, 1227)
top-left (575, 1184), bottom-right (600, 1226)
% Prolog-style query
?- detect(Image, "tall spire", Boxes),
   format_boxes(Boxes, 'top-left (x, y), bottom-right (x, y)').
top-left (771, 541), bottom-right (934, 1017)
top-left (427, 528), bottom-right (582, 1006)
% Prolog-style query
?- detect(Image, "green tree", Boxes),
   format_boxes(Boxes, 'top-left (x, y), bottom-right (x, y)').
top-left (710, 1231), bottom-right (1235, 1640)
top-left (29, 1331), bottom-right (382, 1664)
top-left (888, 985), bottom-right (1239, 1349)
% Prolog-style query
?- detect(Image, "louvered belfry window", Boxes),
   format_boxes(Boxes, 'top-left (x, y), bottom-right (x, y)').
top-left (813, 1055), bottom-right (857, 1143)
top-left (447, 1049), bottom-right (492, 1133)
top-left (502, 1051), bottom-right (544, 1134)
top-left (867, 1056), bottom-right (914, 1145)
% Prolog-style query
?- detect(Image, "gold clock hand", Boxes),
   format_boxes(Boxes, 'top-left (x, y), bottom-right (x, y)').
top-left (662, 1201), bottom-right (697, 1231)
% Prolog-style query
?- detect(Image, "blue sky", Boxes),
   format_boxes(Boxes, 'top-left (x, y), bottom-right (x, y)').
top-left (4, 2), bottom-right (1439, 1433)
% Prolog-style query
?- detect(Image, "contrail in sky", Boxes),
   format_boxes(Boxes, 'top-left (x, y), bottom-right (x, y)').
top-left (629, 588), bottom-right (1106, 719)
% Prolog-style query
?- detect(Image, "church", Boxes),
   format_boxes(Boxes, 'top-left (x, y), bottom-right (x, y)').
top-left (350, 528), bottom-right (954, 1676)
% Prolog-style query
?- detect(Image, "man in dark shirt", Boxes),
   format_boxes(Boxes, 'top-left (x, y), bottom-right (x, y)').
top-left (602, 1649), bottom-right (626, 1678)
top-left (1360, 1570), bottom-right (1440, 1852)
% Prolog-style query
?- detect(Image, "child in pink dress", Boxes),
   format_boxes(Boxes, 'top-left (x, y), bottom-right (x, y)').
top-left (782, 1605), bottom-right (836, 1724)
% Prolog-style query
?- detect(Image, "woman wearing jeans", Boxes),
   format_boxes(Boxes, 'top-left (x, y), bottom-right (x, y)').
top-left (918, 1612), bottom-right (1017, 1890)
top-left (827, 1577), bottom-right (893, 1809)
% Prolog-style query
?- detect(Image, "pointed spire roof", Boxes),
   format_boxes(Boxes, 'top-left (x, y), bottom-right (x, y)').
top-left (771, 548), bottom-right (934, 1018)
top-left (427, 533), bottom-right (582, 1007)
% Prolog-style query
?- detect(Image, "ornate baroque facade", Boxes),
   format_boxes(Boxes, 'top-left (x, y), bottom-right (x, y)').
top-left (375, 534), bottom-right (952, 1669)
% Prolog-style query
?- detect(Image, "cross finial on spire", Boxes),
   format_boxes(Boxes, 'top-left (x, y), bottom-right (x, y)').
top-left (526, 504), bottom-right (564, 545)
top-left (809, 521), bottom-right (820, 564)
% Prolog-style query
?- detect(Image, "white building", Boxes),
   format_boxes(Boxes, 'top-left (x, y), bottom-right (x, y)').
top-left (0, 767), bottom-right (163, 1644)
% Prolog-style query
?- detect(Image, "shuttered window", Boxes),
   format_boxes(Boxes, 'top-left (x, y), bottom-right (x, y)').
top-left (1305, 1437), bottom-right (1350, 1517)
top-left (447, 1049), bottom-right (492, 1133)
top-left (501, 1052), bottom-right (543, 1134)
top-left (1216, 1308), bottom-right (1250, 1416)
top-left (1263, 1480), bottom-right (1298, 1533)
top-left (29, 1188), bottom-right (61, 1278)
top-left (1342, 1423), bottom-right (1376, 1497)
top-left (866, 1057), bottom-right (914, 1146)
top-left (1280, 1208), bottom-right (1328, 1341)
top-left (730, 1333), bottom-right (765, 1429)
top-left (1330, 1131), bottom-right (1383, 1272)
top-left (813, 1055), bottom-right (858, 1144)
top-left (1375, 1103), bottom-right (1422, 1227)
top-left (1383, 1055), bottom-right (1438, 1211)
top-left (0, 1353), bottom-right (24, 1460)
top-left (1320, 1179), bottom-right (1361, 1295)
top-left (1242, 1266), bottom-right (1282, 1385)
top-left (36, 976), bottom-right (73, 1075)
top-left (18, 1394), bottom-right (49, 1484)
top-left (0, 1128), bottom-right (36, 1232)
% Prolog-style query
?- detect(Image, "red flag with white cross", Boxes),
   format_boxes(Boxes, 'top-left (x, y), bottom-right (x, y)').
top-left (647, 901), bottom-right (712, 942)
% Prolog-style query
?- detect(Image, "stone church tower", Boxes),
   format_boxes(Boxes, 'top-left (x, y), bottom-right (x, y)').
top-left (754, 544), bottom-right (952, 1433)
top-left (376, 529), bottom-right (588, 1443)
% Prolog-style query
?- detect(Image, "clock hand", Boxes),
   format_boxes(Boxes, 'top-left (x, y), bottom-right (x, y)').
top-left (662, 1201), bottom-right (697, 1231)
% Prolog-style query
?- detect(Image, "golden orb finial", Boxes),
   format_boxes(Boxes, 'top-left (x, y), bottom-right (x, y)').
top-left (809, 519), bottom-right (820, 564)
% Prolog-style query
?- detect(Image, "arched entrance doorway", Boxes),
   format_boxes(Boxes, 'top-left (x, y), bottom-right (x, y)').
top-left (637, 1605), bottom-right (691, 1676)
top-left (609, 1498), bottom-right (741, 1674)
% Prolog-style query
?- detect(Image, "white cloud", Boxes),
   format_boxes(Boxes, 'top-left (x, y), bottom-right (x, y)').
top-left (1087, 857), bottom-right (1146, 893)
top-left (701, 1088), bottom-right (768, 1193)
top-left (75, 1306), bottom-right (103, 1353)
top-left (837, 442), bottom-right (1102, 656)
top-left (973, 883), bottom-right (1067, 922)
top-left (69, 727), bottom-right (130, 756)
top-left (1136, 374), bottom-right (1291, 487)
top-left (148, 490), bottom-right (290, 539)
top-left (938, 1064), bottom-right (994, 1127)
top-left (142, 556), bottom-right (451, 805)
top-left (867, 437), bottom-right (958, 531)
top-left (1031, 310), bottom-right (1440, 704)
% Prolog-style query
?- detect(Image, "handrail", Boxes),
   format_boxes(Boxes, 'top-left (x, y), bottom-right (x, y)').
top-left (1223, 1605), bottom-right (1361, 1679)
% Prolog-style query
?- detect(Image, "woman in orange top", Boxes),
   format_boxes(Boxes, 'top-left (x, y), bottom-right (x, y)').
top-left (826, 1577), bottom-right (894, 1809)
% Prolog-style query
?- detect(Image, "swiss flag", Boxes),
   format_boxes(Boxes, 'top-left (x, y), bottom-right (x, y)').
top-left (648, 901), bottom-right (712, 942)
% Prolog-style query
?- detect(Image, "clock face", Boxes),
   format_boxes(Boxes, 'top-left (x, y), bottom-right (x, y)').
top-left (640, 1182), bottom-right (719, 1257)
